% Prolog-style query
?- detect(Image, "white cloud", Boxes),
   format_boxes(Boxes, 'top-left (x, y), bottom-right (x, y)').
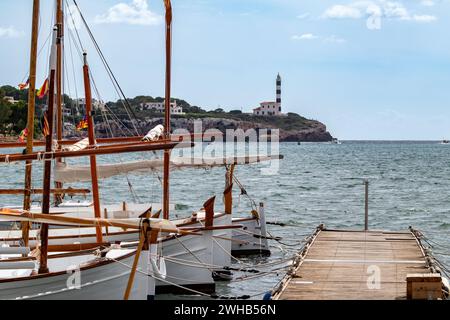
top-left (0, 26), bottom-right (24, 39)
top-left (291, 33), bottom-right (347, 44)
top-left (95, 0), bottom-right (162, 26)
top-left (412, 14), bottom-right (437, 22)
top-left (323, 5), bottom-right (363, 19)
top-left (291, 33), bottom-right (319, 40)
top-left (321, 1), bottom-right (438, 24)
top-left (366, 3), bottom-right (382, 17)
top-left (382, 1), bottom-right (410, 20)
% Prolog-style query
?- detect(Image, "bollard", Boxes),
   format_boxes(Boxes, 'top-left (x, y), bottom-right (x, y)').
top-left (364, 179), bottom-right (369, 231)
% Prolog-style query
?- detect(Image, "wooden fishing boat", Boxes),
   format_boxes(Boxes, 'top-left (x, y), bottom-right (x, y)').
top-left (0, 210), bottom-right (185, 300)
top-left (0, 205), bottom-right (221, 298)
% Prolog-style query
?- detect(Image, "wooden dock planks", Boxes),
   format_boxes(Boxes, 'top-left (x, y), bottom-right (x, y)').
top-left (273, 228), bottom-right (435, 300)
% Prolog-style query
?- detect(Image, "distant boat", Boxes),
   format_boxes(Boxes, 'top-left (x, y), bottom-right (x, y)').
top-left (441, 140), bottom-right (449, 145)
top-left (331, 138), bottom-right (342, 145)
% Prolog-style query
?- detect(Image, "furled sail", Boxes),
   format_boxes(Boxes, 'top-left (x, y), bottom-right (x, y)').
top-left (142, 125), bottom-right (164, 142)
top-left (54, 160), bottom-right (164, 183)
top-left (62, 138), bottom-right (89, 152)
top-left (172, 155), bottom-right (283, 168)
top-left (54, 154), bottom-right (282, 183)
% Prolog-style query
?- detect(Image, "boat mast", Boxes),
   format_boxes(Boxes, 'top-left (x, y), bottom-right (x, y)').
top-left (54, 0), bottom-right (64, 203)
top-left (82, 52), bottom-right (103, 243)
top-left (22, 0), bottom-right (40, 248)
top-left (163, 0), bottom-right (172, 220)
top-left (56, 0), bottom-right (63, 142)
top-left (38, 27), bottom-right (58, 274)
top-left (223, 165), bottom-right (235, 215)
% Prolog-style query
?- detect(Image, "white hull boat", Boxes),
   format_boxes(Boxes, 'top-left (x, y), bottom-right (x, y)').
top-left (1, 203), bottom-right (267, 258)
top-left (0, 211), bottom-right (228, 295)
top-left (0, 224), bottom-right (217, 299)
top-left (0, 249), bottom-right (149, 300)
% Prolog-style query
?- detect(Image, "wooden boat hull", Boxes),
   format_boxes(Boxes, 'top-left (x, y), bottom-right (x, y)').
top-left (0, 249), bottom-right (149, 300)
top-left (0, 215), bottom-right (224, 296)
top-left (0, 228), bottom-right (217, 299)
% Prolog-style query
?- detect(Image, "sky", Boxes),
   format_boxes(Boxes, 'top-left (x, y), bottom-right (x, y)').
top-left (0, 0), bottom-right (450, 140)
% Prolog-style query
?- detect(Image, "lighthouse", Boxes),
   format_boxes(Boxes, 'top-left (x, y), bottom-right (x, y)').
top-left (252, 73), bottom-right (283, 116)
top-left (276, 73), bottom-right (282, 112)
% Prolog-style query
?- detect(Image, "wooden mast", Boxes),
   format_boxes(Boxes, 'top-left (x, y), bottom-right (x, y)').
top-left (224, 184), bottom-right (233, 215)
top-left (223, 165), bottom-right (235, 215)
top-left (82, 52), bottom-right (103, 243)
top-left (22, 0), bottom-right (40, 248)
top-left (163, 0), bottom-right (172, 220)
top-left (56, 0), bottom-right (64, 142)
top-left (54, 0), bottom-right (64, 204)
top-left (38, 27), bottom-right (58, 275)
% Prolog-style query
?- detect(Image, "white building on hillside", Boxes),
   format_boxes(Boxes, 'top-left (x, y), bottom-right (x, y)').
top-left (3, 96), bottom-right (19, 104)
top-left (75, 98), bottom-right (103, 110)
top-left (253, 74), bottom-right (283, 116)
top-left (139, 100), bottom-right (184, 115)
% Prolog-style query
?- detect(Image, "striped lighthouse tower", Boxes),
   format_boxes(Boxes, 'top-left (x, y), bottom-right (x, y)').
top-left (276, 73), bottom-right (282, 113)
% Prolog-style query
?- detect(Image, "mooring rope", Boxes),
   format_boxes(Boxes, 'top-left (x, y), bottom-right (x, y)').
top-left (158, 249), bottom-right (290, 275)
top-left (108, 256), bottom-right (268, 300)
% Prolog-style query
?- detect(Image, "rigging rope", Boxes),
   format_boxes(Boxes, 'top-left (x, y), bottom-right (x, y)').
top-left (65, 0), bottom-right (154, 203)
top-left (71, 0), bottom-right (143, 136)
top-left (232, 174), bottom-right (257, 211)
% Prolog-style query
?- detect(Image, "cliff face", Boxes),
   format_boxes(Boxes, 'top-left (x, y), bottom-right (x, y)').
top-left (277, 124), bottom-right (333, 142)
top-left (96, 116), bottom-right (333, 142)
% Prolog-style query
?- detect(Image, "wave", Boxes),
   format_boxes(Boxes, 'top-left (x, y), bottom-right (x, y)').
top-left (439, 222), bottom-right (450, 229)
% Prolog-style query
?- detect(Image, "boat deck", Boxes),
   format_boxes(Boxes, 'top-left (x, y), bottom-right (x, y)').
top-left (273, 228), bottom-right (434, 300)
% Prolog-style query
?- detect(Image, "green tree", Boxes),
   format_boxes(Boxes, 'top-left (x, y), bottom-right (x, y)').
top-left (0, 99), bottom-right (12, 133)
top-left (9, 101), bottom-right (28, 133)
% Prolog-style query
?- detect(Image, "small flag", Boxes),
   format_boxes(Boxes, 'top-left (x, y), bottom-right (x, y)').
top-left (42, 111), bottom-right (50, 137)
top-left (18, 128), bottom-right (29, 143)
top-left (76, 116), bottom-right (88, 131)
top-left (18, 78), bottom-right (30, 90)
top-left (37, 78), bottom-right (49, 99)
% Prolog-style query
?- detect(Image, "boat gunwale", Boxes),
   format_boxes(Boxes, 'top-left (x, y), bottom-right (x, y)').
top-left (0, 249), bottom-right (136, 284)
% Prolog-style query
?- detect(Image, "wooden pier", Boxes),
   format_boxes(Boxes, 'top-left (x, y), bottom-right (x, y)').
top-left (272, 226), bottom-right (446, 300)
